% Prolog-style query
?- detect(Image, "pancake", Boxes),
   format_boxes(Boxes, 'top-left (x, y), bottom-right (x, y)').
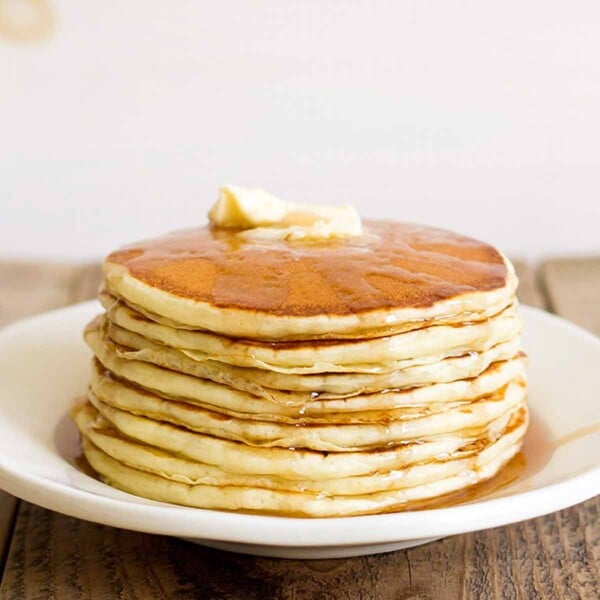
top-left (72, 205), bottom-right (528, 517)
top-left (103, 221), bottom-right (517, 340)
top-left (100, 294), bottom-right (522, 373)
top-left (85, 322), bottom-right (522, 401)
top-left (76, 399), bottom-right (521, 480)
top-left (86, 378), bottom-right (525, 452)
top-left (74, 403), bottom-right (527, 500)
top-left (99, 289), bottom-right (515, 339)
top-left (88, 356), bottom-right (526, 423)
top-left (79, 424), bottom-right (524, 517)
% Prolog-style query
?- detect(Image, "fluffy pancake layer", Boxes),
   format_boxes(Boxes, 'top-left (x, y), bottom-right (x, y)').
top-left (102, 221), bottom-right (517, 340)
top-left (75, 405), bottom-right (527, 517)
top-left (74, 221), bottom-right (528, 516)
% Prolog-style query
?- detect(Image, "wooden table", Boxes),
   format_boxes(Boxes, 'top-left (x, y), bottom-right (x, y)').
top-left (0, 259), bottom-right (598, 600)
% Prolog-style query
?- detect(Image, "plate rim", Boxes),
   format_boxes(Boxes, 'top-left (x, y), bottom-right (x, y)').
top-left (0, 301), bottom-right (599, 548)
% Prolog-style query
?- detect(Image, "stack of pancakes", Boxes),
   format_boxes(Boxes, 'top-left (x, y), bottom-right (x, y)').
top-left (72, 220), bottom-right (528, 517)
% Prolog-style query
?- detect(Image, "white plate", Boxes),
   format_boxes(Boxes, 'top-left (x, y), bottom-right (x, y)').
top-left (0, 302), bottom-right (598, 559)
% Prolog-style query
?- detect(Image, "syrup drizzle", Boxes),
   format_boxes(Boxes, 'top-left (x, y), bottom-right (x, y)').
top-left (107, 221), bottom-right (508, 317)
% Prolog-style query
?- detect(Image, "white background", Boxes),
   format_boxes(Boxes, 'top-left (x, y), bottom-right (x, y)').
top-left (2, 0), bottom-right (600, 261)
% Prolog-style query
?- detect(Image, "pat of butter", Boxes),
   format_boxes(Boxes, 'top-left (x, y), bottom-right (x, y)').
top-left (208, 185), bottom-right (362, 241)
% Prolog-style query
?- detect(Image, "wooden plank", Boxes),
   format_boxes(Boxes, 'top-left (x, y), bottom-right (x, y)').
top-left (0, 261), bottom-right (103, 580)
top-left (2, 499), bottom-right (598, 600)
top-left (542, 257), bottom-right (600, 335)
top-left (536, 257), bottom-right (600, 597)
top-left (0, 260), bottom-right (78, 575)
top-left (0, 259), bottom-right (598, 599)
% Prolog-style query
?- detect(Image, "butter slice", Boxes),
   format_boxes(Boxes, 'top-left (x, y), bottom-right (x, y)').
top-left (208, 185), bottom-right (362, 241)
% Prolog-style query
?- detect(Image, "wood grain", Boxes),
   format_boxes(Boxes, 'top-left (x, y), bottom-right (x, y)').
top-left (0, 259), bottom-right (598, 600)
top-left (0, 494), bottom-right (16, 580)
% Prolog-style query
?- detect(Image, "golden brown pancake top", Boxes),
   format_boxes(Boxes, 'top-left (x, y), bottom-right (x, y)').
top-left (106, 220), bottom-right (508, 317)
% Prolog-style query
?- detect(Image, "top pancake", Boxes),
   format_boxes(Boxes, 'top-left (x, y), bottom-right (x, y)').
top-left (104, 220), bottom-right (517, 340)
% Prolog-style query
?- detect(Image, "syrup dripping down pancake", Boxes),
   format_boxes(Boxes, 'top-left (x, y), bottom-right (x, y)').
top-left (103, 221), bottom-right (517, 340)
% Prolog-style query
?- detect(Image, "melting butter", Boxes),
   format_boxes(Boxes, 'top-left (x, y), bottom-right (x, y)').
top-left (208, 185), bottom-right (363, 240)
